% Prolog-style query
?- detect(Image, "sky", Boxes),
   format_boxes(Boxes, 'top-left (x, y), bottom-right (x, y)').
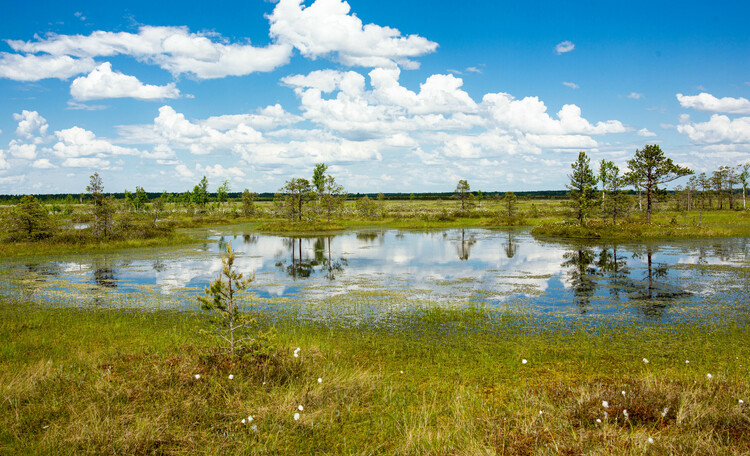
top-left (1, 0), bottom-right (748, 195)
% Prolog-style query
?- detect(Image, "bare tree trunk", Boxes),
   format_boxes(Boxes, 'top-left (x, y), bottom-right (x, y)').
top-left (228, 279), bottom-right (235, 356)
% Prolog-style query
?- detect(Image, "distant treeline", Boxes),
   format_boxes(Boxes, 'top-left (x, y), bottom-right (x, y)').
top-left (0, 189), bottom-right (639, 204)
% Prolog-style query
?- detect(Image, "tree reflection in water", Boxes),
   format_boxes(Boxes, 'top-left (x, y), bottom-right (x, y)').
top-left (503, 230), bottom-right (517, 259)
top-left (596, 245), bottom-right (628, 299)
top-left (628, 246), bottom-right (689, 319)
top-left (562, 243), bottom-right (691, 318)
top-left (561, 247), bottom-right (598, 314)
top-left (92, 257), bottom-right (117, 289)
top-left (455, 229), bottom-right (476, 261)
top-left (276, 237), bottom-right (347, 280)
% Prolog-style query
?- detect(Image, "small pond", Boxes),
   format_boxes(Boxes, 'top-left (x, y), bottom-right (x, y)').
top-left (2, 227), bottom-right (748, 324)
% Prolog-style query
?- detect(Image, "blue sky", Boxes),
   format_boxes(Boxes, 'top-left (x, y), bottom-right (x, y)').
top-left (1, 0), bottom-right (748, 194)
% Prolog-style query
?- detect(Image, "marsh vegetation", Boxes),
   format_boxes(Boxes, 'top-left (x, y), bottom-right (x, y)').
top-left (1, 148), bottom-right (750, 454)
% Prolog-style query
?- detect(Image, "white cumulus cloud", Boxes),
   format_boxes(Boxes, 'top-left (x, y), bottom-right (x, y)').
top-left (562, 81), bottom-right (579, 89)
top-left (637, 128), bottom-right (657, 137)
top-left (61, 157), bottom-right (111, 168)
top-left (32, 158), bottom-right (57, 169)
top-left (676, 92), bottom-right (750, 115)
top-left (175, 163), bottom-right (195, 178)
top-left (555, 41), bottom-right (575, 54)
top-left (482, 93), bottom-right (625, 135)
top-left (70, 62), bottom-right (180, 100)
top-left (0, 53), bottom-right (96, 81)
top-left (268, 0), bottom-right (437, 69)
top-left (677, 114), bottom-right (750, 144)
top-left (13, 110), bottom-right (49, 140)
top-left (52, 126), bottom-right (141, 158)
top-left (197, 163), bottom-right (245, 179)
top-left (7, 26), bottom-right (292, 79)
top-left (8, 141), bottom-right (37, 160)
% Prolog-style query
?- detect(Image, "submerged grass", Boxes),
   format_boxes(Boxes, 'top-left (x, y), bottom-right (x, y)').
top-left (1, 300), bottom-right (748, 455)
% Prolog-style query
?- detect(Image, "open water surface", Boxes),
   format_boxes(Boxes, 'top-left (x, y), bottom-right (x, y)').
top-left (2, 227), bottom-right (748, 323)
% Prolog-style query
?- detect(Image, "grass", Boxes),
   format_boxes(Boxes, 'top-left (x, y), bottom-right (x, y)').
top-left (0, 232), bottom-right (197, 258)
top-left (530, 220), bottom-right (750, 240)
top-left (5, 198), bottom-right (750, 247)
top-left (1, 301), bottom-right (748, 455)
top-left (256, 220), bottom-right (346, 233)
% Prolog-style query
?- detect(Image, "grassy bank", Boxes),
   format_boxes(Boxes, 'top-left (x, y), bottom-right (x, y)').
top-left (256, 221), bottom-right (346, 233)
top-left (1, 302), bottom-right (748, 455)
top-left (530, 220), bottom-right (750, 240)
top-left (0, 232), bottom-right (197, 258)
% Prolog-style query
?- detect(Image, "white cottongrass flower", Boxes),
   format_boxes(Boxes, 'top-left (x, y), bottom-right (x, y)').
top-left (602, 401), bottom-right (609, 408)
top-left (621, 391), bottom-right (626, 397)
top-left (706, 373), bottom-right (713, 380)
top-left (739, 399), bottom-right (744, 404)
top-left (241, 418), bottom-right (246, 424)
top-left (194, 374), bottom-right (201, 380)
top-left (228, 374), bottom-right (234, 380)
top-left (317, 377), bottom-right (322, 383)
top-left (596, 418), bottom-right (602, 423)
top-left (538, 410), bottom-right (543, 415)
top-left (661, 407), bottom-right (669, 417)
top-left (298, 405), bottom-right (304, 411)
top-left (400, 371), bottom-right (404, 374)
top-left (293, 353), bottom-right (299, 358)
top-left (250, 424), bottom-right (258, 432)
top-left (294, 412), bottom-right (300, 421)
top-left (248, 415), bottom-right (253, 422)
top-left (685, 360), bottom-right (690, 364)
top-left (293, 347), bottom-right (301, 358)
top-left (648, 437), bottom-right (654, 444)
top-left (623, 409), bottom-right (629, 418)
top-left (643, 358), bottom-right (649, 364)
top-left (522, 359), bottom-right (528, 364)
top-left (604, 411), bottom-right (608, 419)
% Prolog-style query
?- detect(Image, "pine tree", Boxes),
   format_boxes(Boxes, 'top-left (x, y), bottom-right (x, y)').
top-left (567, 152), bottom-right (599, 226)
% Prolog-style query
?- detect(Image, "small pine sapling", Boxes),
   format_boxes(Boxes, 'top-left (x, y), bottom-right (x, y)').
top-left (198, 242), bottom-right (255, 356)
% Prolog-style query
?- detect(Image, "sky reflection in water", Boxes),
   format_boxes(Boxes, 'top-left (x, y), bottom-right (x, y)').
top-left (5, 228), bottom-right (749, 321)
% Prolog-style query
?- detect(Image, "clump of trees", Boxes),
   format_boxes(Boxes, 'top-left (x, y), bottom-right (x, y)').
top-left (624, 145), bottom-right (693, 223)
top-left (9, 195), bottom-right (54, 240)
top-left (567, 145), bottom-right (695, 226)
top-left (276, 163), bottom-right (347, 222)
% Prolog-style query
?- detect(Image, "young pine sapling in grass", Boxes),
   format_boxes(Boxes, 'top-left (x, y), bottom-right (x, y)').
top-left (198, 242), bottom-right (255, 356)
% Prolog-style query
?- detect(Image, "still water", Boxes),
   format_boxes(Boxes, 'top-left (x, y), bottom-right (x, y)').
top-left (2, 227), bottom-right (749, 322)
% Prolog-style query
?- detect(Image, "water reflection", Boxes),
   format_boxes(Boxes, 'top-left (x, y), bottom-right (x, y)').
top-left (2, 228), bottom-right (747, 322)
top-left (455, 229), bottom-right (477, 261)
top-left (503, 231), bottom-right (517, 259)
top-left (92, 257), bottom-right (117, 289)
top-left (558, 243), bottom-right (694, 318)
top-left (275, 237), bottom-right (347, 280)
top-left (561, 247), bottom-right (598, 313)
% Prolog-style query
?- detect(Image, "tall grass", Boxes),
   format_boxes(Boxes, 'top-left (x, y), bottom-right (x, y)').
top-left (1, 301), bottom-right (748, 454)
